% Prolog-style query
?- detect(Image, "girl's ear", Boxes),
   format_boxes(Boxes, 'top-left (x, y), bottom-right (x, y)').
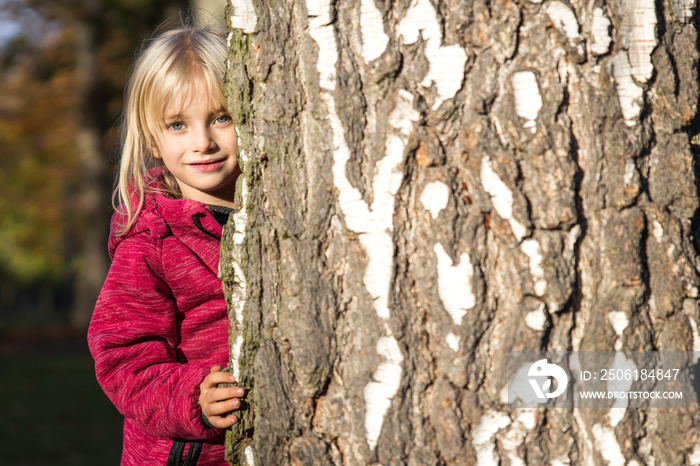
top-left (151, 148), bottom-right (162, 159)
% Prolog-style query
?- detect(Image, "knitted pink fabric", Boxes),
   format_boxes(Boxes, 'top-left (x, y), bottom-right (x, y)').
top-left (89, 172), bottom-right (230, 465)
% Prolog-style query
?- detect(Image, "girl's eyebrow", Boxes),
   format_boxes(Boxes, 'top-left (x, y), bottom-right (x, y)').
top-left (163, 107), bottom-right (229, 122)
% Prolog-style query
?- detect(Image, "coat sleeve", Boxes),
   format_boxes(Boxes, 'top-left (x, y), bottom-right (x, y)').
top-left (88, 233), bottom-right (220, 441)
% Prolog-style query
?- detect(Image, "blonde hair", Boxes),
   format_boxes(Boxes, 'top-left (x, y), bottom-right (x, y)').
top-left (115, 25), bottom-right (228, 235)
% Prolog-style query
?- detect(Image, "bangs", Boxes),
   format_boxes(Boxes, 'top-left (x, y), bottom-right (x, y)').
top-left (158, 67), bottom-right (227, 122)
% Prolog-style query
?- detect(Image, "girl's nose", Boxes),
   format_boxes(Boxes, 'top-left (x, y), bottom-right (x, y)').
top-left (192, 127), bottom-right (215, 152)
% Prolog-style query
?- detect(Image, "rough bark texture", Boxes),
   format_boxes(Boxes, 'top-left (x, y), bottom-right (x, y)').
top-left (222, 0), bottom-right (700, 464)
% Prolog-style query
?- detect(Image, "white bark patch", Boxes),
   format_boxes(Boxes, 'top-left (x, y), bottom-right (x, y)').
top-left (572, 409), bottom-right (597, 463)
top-left (516, 409), bottom-right (536, 430)
top-left (591, 8), bottom-right (612, 55)
top-left (501, 430), bottom-right (526, 466)
top-left (500, 410), bottom-right (537, 466)
top-left (473, 410), bottom-right (512, 466)
top-left (545, 1), bottom-right (585, 56)
top-left (228, 205), bottom-right (249, 379)
top-left (228, 135), bottom-right (250, 380)
top-left (363, 335), bottom-right (404, 450)
top-left (592, 424), bottom-right (626, 466)
top-left (307, 0), bottom-right (337, 91)
top-left (606, 353), bottom-right (635, 425)
top-left (607, 311), bottom-right (628, 337)
top-left (621, 0), bottom-right (657, 83)
top-left (687, 315), bottom-right (700, 364)
top-left (446, 332), bottom-right (460, 351)
top-left (525, 306), bottom-right (547, 331)
top-left (360, 0), bottom-right (389, 62)
top-left (480, 157), bottom-right (527, 241)
top-left (499, 383), bottom-right (510, 404)
top-left (690, 316), bottom-right (700, 351)
top-left (607, 311), bottom-right (628, 350)
top-left (421, 180), bottom-right (450, 219)
top-left (652, 219), bottom-right (664, 242)
top-left (610, 52), bottom-right (644, 126)
top-left (244, 446), bottom-right (255, 465)
top-left (689, 444), bottom-right (700, 465)
top-left (230, 321), bottom-right (244, 377)
top-left (396, 0), bottom-right (467, 109)
top-left (623, 159), bottom-right (636, 186)
top-left (567, 226), bottom-right (582, 263)
top-left (306, 3), bottom-right (417, 449)
top-left (511, 71), bottom-right (542, 133)
top-left (521, 239), bottom-right (547, 296)
top-left (608, 408), bottom-right (625, 429)
top-left (551, 458), bottom-right (572, 466)
top-left (361, 90), bottom-right (418, 320)
top-left (434, 243), bottom-right (476, 325)
top-left (225, 28), bottom-right (252, 460)
top-left (673, 0), bottom-right (695, 21)
top-left (230, 0), bottom-right (258, 33)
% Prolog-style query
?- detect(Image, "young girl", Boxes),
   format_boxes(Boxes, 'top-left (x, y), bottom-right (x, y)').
top-left (88, 25), bottom-right (244, 466)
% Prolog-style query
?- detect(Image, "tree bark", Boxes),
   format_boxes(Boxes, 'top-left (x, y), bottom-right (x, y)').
top-left (70, 0), bottom-right (110, 329)
top-left (222, 0), bottom-right (700, 464)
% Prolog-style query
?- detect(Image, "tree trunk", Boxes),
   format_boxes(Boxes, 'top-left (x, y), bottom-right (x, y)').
top-left (70, 0), bottom-right (110, 329)
top-left (222, 0), bottom-right (700, 464)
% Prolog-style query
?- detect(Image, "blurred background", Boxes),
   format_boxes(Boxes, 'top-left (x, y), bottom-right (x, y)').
top-left (0, 0), bottom-right (227, 463)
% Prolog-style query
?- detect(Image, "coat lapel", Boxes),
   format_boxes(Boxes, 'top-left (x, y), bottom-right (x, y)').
top-left (160, 197), bottom-right (223, 276)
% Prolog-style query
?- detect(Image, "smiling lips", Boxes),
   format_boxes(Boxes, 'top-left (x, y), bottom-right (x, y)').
top-left (189, 158), bottom-right (226, 172)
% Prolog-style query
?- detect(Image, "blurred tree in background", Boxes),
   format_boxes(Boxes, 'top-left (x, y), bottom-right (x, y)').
top-left (0, 0), bottom-right (192, 331)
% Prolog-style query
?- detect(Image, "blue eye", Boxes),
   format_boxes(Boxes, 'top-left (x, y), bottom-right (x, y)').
top-left (168, 122), bottom-right (185, 131)
top-left (215, 115), bottom-right (231, 124)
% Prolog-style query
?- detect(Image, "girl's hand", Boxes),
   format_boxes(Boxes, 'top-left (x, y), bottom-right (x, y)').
top-left (198, 365), bottom-right (245, 429)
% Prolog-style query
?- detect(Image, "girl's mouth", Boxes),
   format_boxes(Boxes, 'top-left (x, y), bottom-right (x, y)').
top-left (189, 159), bottom-right (226, 172)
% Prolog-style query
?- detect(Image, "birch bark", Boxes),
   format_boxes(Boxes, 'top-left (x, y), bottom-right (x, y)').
top-left (222, 0), bottom-right (700, 464)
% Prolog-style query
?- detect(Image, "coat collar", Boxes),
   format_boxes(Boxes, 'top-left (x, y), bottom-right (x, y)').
top-left (109, 169), bottom-right (224, 275)
top-left (157, 194), bottom-right (222, 275)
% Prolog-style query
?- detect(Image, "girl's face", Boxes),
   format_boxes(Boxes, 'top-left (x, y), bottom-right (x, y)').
top-left (155, 81), bottom-right (240, 207)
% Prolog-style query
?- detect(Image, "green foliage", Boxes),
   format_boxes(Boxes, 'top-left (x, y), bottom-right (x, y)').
top-left (0, 28), bottom-right (81, 285)
top-left (0, 0), bottom-right (188, 292)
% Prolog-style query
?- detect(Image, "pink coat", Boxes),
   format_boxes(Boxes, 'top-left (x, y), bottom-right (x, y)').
top-left (88, 177), bottom-right (230, 465)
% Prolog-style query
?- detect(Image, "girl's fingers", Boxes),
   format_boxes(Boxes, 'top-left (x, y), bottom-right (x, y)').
top-left (215, 414), bottom-right (239, 429)
top-left (201, 370), bottom-right (238, 389)
top-left (204, 396), bottom-right (242, 417)
top-left (199, 366), bottom-right (244, 428)
top-left (201, 386), bottom-right (244, 405)
top-left (204, 412), bottom-right (239, 429)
